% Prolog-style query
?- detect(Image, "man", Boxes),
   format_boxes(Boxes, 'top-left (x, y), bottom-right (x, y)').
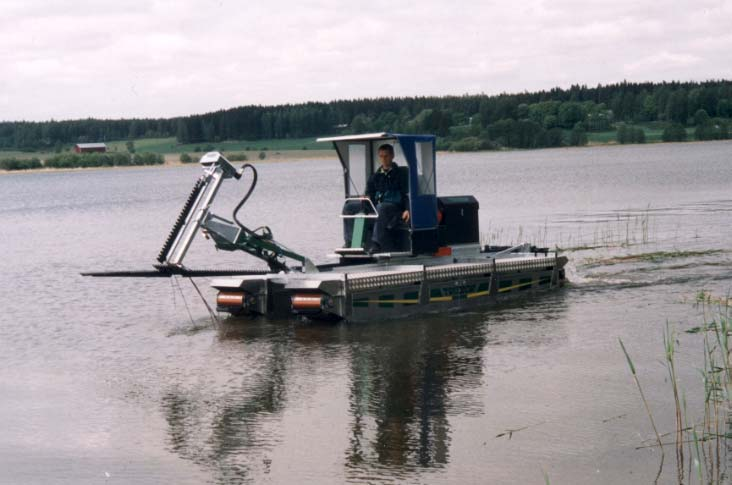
top-left (366, 144), bottom-right (410, 252)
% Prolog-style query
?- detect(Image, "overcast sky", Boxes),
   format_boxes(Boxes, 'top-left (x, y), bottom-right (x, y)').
top-left (1, 0), bottom-right (730, 121)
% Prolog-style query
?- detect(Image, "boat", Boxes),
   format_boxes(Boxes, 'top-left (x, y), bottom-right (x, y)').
top-left (83, 132), bottom-right (567, 322)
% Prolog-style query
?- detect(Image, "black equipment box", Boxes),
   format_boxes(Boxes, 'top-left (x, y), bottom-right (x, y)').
top-left (437, 196), bottom-right (480, 245)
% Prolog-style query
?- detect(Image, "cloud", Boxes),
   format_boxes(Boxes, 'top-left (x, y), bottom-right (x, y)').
top-left (0, 0), bottom-right (730, 121)
top-left (624, 51), bottom-right (702, 74)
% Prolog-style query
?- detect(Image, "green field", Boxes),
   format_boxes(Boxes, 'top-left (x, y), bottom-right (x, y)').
top-left (0, 137), bottom-right (332, 160)
top-left (586, 123), bottom-right (695, 144)
top-left (0, 149), bottom-right (56, 159)
top-left (106, 137), bottom-right (327, 154)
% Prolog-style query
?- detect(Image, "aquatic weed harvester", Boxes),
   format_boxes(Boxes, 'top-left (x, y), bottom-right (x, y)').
top-left (83, 133), bottom-right (567, 322)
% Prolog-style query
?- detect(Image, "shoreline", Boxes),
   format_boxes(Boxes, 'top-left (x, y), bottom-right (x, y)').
top-left (0, 149), bottom-right (338, 175)
top-left (2, 139), bottom-right (731, 175)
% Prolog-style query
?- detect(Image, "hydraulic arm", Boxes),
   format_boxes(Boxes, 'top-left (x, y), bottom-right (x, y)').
top-left (156, 152), bottom-right (316, 273)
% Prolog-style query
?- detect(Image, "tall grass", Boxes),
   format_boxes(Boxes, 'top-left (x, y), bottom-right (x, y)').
top-left (619, 338), bottom-right (665, 483)
top-left (620, 293), bottom-right (731, 484)
top-left (480, 206), bottom-right (654, 251)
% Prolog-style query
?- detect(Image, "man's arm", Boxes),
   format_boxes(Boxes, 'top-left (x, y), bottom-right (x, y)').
top-left (366, 175), bottom-right (375, 202)
top-left (399, 172), bottom-right (410, 222)
top-left (364, 174), bottom-right (377, 214)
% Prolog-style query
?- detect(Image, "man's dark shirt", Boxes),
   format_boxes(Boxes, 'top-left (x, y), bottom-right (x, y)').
top-left (366, 162), bottom-right (409, 211)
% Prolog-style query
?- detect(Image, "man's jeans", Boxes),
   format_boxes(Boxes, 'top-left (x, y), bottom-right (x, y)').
top-left (372, 202), bottom-right (404, 251)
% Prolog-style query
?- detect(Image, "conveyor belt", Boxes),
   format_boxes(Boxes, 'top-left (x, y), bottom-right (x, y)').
top-left (157, 177), bottom-right (206, 263)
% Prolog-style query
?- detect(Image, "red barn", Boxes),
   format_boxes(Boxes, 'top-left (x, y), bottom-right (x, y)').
top-left (74, 143), bottom-right (107, 153)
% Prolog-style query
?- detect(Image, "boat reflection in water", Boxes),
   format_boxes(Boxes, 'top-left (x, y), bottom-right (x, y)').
top-left (344, 316), bottom-right (484, 470)
top-left (159, 295), bottom-right (568, 482)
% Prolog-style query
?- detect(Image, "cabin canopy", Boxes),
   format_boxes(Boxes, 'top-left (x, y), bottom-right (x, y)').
top-left (317, 133), bottom-right (438, 232)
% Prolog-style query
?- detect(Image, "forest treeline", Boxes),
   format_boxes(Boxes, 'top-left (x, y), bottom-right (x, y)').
top-left (2, 80), bottom-right (731, 152)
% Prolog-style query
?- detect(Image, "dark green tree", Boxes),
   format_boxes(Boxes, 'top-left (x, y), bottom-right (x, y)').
top-left (693, 109), bottom-right (711, 126)
top-left (662, 123), bottom-right (687, 142)
top-left (558, 102), bottom-right (585, 128)
top-left (665, 90), bottom-right (688, 123)
top-left (616, 123), bottom-right (629, 144)
top-left (569, 122), bottom-right (587, 146)
top-left (176, 119), bottom-right (189, 143)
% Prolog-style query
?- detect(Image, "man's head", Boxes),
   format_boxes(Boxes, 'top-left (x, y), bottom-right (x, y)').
top-left (377, 144), bottom-right (394, 169)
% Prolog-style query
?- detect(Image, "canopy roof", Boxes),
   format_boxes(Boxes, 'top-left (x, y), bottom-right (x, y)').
top-left (317, 132), bottom-right (435, 143)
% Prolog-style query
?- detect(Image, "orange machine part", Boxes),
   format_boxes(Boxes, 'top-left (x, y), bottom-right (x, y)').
top-left (291, 294), bottom-right (324, 310)
top-left (217, 291), bottom-right (246, 307)
top-left (433, 246), bottom-right (452, 257)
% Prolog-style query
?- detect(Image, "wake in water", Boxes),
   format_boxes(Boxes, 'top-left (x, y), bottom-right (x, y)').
top-left (483, 199), bottom-right (732, 295)
top-left (569, 248), bottom-right (732, 292)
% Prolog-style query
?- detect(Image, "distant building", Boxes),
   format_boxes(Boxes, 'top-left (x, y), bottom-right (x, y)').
top-left (74, 143), bottom-right (107, 153)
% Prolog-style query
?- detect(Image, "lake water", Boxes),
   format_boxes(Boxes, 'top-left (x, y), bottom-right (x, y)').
top-left (1, 140), bottom-right (731, 484)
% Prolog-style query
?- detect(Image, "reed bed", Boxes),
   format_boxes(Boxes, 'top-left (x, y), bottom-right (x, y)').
top-left (480, 207), bottom-right (654, 252)
top-left (620, 292), bottom-right (731, 484)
